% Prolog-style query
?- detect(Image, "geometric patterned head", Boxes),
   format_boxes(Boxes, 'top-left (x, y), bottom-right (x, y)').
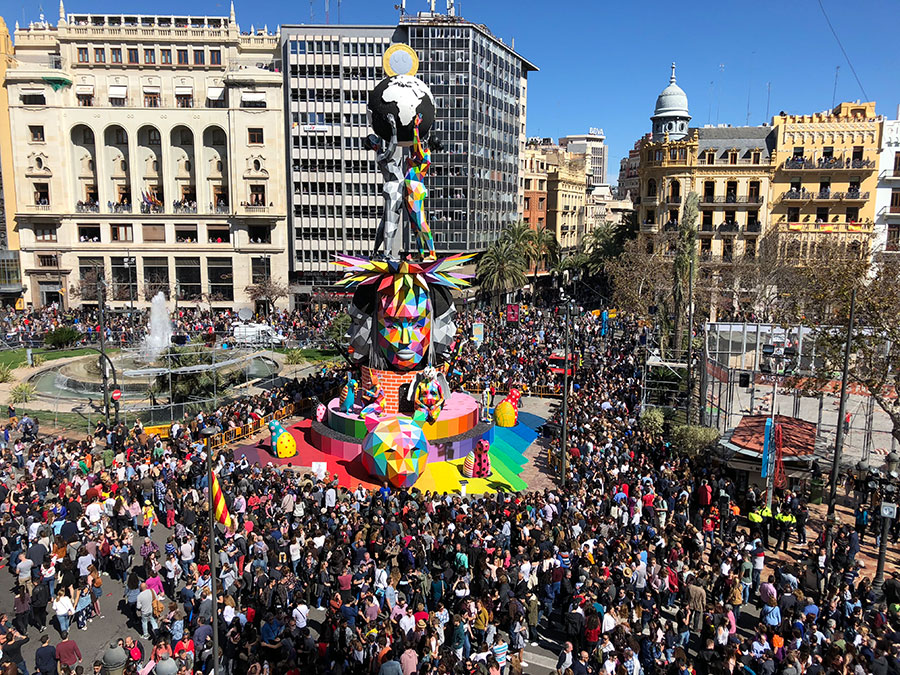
top-left (375, 272), bottom-right (431, 371)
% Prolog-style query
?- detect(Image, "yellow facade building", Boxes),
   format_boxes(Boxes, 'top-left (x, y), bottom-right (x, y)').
top-left (770, 101), bottom-right (881, 259)
top-left (0, 17), bottom-right (23, 303)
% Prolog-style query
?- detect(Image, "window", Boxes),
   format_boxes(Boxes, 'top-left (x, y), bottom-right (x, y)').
top-left (248, 226), bottom-right (270, 244)
top-left (111, 48), bottom-right (122, 63)
top-left (144, 93), bottom-right (160, 108)
top-left (143, 257), bottom-right (170, 298)
top-left (752, 151), bottom-right (761, 164)
top-left (207, 258), bottom-right (234, 301)
top-left (193, 50), bottom-right (205, 65)
top-left (700, 238), bottom-right (711, 255)
top-left (147, 128), bottom-right (161, 145)
top-left (251, 257), bottom-right (271, 284)
top-left (38, 254), bottom-right (59, 268)
top-left (175, 258), bottom-right (201, 300)
top-left (77, 47), bottom-right (89, 63)
top-left (845, 206), bottom-right (859, 222)
top-left (248, 128), bottom-right (263, 144)
top-left (110, 257), bottom-right (137, 301)
top-left (33, 183), bottom-right (49, 205)
top-left (127, 48), bottom-right (139, 64)
top-left (249, 185), bottom-right (266, 206)
top-left (111, 224), bottom-right (133, 242)
top-left (745, 238), bottom-right (757, 258)
top-left (94, 48), bottom-right (105, 63)
top-left (887, 224), bottom-right (900, 252)
top-left (177, 49), bottom-right (188, 65)
top-left (175, 94), bottom-right (193, 108)
top-left (160, 49), bottom-right (172, 65)
top-left (29, 125), bottom-right (45, 142)
top-left (702, 210), bottom-right (713, 227)
top-left (210, 50), bottom-right (221, 65)
top-left (78, 225), bottom-right (101, 241)
top-left (705, 151), bottom-right (715, 165)
top-left (207, 226), bottom-right (230, 243)
top-left (77, 93), bottom-right (93, 106)
top-left (142, 224), bottom-right (166, 243)
top-left (729, 151), bottom-right (738, 165)
top-left (175, 225), bottom-right (198, 242)
top-left (21, 92), bottom-right (45, 105)
top-left (788, 207), bottom-right (800, 221)
top-left (143, 49), bottom-right (155, 65)
top-left (35, 226), bottom-right (57, 241)
top-left (815, 207), bottom-right (829, 223)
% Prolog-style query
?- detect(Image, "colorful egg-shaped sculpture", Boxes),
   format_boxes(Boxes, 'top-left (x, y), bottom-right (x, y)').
top-left (493, 400), bottom-right (517, 427)
top-left (463, 451), bottom-right (476, 478)
top-left (269, 420), bottom-right (297, 459)
top-left (361, 416), bottom-right (428, 488)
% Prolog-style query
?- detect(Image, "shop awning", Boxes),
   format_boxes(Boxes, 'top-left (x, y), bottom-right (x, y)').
top-left (174, 85), bottom-right (193, 96)
top-left (241, 91), bottom-right (265, 103)
top-left (206, 86), bottom-right (225, 100)
top-left (75, 84), bottom-right (94, 95)
top-left (108, 85), bottom-right (127, 98)
top-left (142, 85), bottom-right (160, 94)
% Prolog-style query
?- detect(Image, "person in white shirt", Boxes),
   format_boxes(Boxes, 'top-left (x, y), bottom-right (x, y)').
top-left (292, 601), bottom-right (308, 630)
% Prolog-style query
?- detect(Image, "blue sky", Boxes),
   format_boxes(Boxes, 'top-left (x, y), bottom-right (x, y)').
top-left (5, 0), bottom-right (899, 184)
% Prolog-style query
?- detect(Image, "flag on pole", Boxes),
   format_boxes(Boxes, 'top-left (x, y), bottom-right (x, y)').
top-left (211, 473), bottom-right (233, 529)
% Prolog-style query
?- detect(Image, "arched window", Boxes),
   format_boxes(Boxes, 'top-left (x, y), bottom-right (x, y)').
top-left (647, 178), bottom-right (657, 197)
top-left (253, 159), bottom-right (261, 171)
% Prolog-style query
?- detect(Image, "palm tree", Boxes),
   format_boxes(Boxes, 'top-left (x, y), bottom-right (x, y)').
top-left (531, 225), bottom-right (559, 282)
top-left (477, 238), bottom-right (528, 308)
top-left (500, 222), bottom-right (536, 264)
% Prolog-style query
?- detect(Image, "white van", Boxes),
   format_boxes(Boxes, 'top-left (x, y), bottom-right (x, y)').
top-left (232, 323), bottom-right (285, 346)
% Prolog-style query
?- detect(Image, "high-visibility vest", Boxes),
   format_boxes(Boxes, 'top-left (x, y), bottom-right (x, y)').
top-left (761, 507), bottom-right (773, 519)
top-left (748, 511), bottom-right (763, 523)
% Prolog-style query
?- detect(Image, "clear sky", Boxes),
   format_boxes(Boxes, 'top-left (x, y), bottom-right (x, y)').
top-left (5, 0), bottom-right (900, 184)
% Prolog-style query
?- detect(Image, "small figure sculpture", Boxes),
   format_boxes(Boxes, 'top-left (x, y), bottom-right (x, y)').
top-left (413, 365), bottom-right (445, 424)
top-left (268, 420), bottom-right (297, 459)
top-left (359, 371), bottom-right (387, 418)
top-left (405, 113), bottom-right (435, 261)
top-left (463, 439), bottom-right (492, 479)
top-left (340, 374), bottom-right (359, 413)
top-left (367, 115), bottom-right (404, 259)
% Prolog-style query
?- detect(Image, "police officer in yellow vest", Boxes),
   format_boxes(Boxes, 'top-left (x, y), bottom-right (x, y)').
top-left (775, 507), bottom-right (796, 553)
top-left (748, 506), bottom-right (764, 541)
top-left (759, 504), bottom-right (773, 549)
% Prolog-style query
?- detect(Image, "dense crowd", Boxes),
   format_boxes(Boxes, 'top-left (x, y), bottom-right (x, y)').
top-left (0, 305), bottom-right (898, 675)
top-left (0, 305), bottom-right (343, 350)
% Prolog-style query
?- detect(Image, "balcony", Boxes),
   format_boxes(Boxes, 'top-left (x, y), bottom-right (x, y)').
top-left (663, 220), bottom-right (679, 232)
top-left (783, 220), bottom-right (874, 233)
top-left (745, 222), bottom-right (762, 233)
top-left (780, 190), bottom-right (812, 202)
top-left (174, 203), bottom-right (198, 214)
top-left (811, 190), bottom-right (838, 201)
top-left (666, 195), bottom-right (682, 205)
top-left (643, 195), bottom-right (659, 205)
top-left (640, 221), bottom-right (659, 234)
top-left (782, 157), bottom-right (877, 171)
top-left (704, 194), bottom-right (765, 205)
top-left (213, 203), bottom-right (231, 214)
top-left (75, 202), bottom-right (100, 213)
top-left (244, 205), bottom-right (270, 213)
top-left (108, 203), bottom-right (132, 213)
top-left (719, 222), bottom-right (740, 234)
top-left (838, 190), bottom-right (869, 201)
top-left (140, 203), bottom-right (164, 214)
top-left (699, 223), bottom-right (715, 234)
top-left (879, 170), bottom-right (900, 182)
top-left (27, 204), bottom-right (53, 211)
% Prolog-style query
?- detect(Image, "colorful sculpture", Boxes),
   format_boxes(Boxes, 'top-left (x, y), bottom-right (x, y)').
top-left (361, 416), bottom-right (428, 488)
top-left (463, 439), bottom-right (492, 478)
top-left (505, 389), bottom-right (522, 410)
top-left (359, 371), bottom-right (387, 418)
top-left (315, 403), bottom-right (327, 423)
top-left (493, 400), bottom-right (517, 427)
top-left (413, 366), bottom-right (445, 424)
top-left (336, 255), bottom-right (472, 371)
top-left (268, 420), bottom-right (297, 459)
top-left (340, 374), bottom-right (358, 413)
top-left (405, 114), bottom-right (435, 261)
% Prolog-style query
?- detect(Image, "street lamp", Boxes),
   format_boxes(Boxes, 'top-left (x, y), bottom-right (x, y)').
top-left (869, 468), bottom-right (898, 599)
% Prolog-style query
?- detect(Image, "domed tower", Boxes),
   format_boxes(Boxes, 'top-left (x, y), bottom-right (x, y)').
top-left (651, 63), bottom-right (691, 141)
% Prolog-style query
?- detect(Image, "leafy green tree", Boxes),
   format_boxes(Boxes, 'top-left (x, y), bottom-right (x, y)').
top-left (43, 326), bottom-right (81, 349)
top-left (325, 313), bottom-right (352, 345)
top-left (153, 346), bottom-right (243, 404)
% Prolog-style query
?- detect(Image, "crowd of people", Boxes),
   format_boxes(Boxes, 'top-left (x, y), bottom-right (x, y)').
top-left (0, 305), bottom-right (344, 351)
top-left (0, 303), bottom-right (898, 675)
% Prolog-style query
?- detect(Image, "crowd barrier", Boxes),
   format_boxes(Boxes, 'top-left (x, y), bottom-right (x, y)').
top-left (460, 382), bottom-right (564, 399)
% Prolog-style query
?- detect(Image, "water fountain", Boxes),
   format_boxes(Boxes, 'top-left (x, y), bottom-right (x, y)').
top-left (141, 292), bottom-right (174, 362)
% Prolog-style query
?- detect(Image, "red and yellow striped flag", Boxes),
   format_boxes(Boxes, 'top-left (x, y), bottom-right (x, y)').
top-left (211, 473), bottom-right (233, 529)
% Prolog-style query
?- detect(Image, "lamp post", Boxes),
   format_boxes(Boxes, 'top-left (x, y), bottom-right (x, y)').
top-left (870, 468), bottom-right (898, 599)
top-left (124, 255), bottom-right (136, 329)
top-left (95, 267), bottom-right (111, 426)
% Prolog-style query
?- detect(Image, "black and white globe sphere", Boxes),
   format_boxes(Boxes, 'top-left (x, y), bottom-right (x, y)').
top-left (368, 74), bottom-right (436, 145)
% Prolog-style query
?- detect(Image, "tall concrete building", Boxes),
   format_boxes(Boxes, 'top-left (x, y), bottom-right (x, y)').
top-left (559, 129), bottom-right (607, 186)
top-left (280, 25), bottom-right (396, 301)
top-left (281, 11), bottom-right (536, 302)
top-left (5, 5), bottom-right (287, 310)
top-left (397, 12), bottom-right (537, 254)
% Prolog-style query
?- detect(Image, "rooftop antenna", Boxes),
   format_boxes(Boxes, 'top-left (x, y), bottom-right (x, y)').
top-left (715, 63), bottom-right (725, 126)
top-left (325, 0), bottom-right (330, 24)
top-left (428, 0), bottom-right (436, 13)
top-left (831, 65), bottom-right (840, 109)
top-left (337, 0), bottom-right (341, 23)
top-left (745, 50), bottom-right (755, 126)
top-left (309, 0), bottom-right (314, 22)
top-left (447, 0), bottom-right (455, 16)
top-left (765, 81), bottom-right (771, 123)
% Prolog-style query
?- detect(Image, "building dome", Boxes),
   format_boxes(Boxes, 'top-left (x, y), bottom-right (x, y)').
top-left (651, 63), bottom-right (691, 141)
